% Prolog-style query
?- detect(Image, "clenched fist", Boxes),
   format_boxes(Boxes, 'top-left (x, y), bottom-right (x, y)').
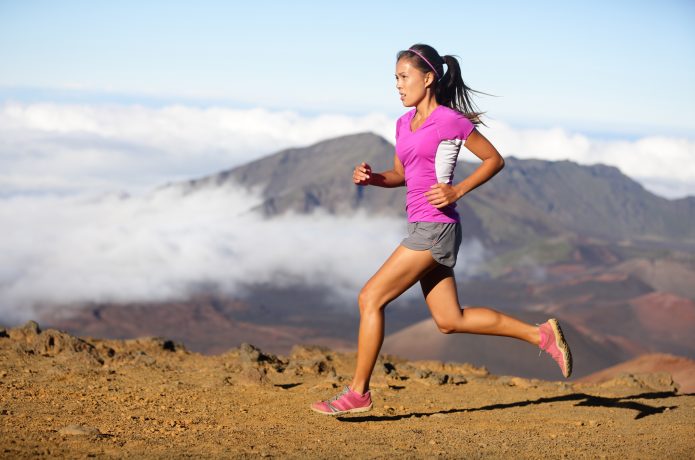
top-left (353, 162), bottom-right (372, 185)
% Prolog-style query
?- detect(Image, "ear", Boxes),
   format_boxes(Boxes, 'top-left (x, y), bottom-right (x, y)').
top-left (424, 71), bottom-right (435, 88)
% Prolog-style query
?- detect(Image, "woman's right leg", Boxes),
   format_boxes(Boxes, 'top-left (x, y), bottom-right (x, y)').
top-left (349, 245), bottom-right (440, 395)
top-left (419, 264), bottom-right (572, 377)
top-left (420, 264), bottom-right (540, 343)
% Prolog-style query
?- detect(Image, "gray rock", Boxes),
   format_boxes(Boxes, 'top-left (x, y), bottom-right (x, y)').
top-left (286, 345), bottom-right (335, 376)
top-left (450, 374), bottom-right (468, 385)
top-left (415, 369), bottom-right (432, 379)
top-left (238, 365), bottom-right (270, 386)
top-left (239, 343), bottom-right (262, 363)
top-left (237, 343), bottom-right (283, 371)
top-left (22, 320), bottom-right (41, 335)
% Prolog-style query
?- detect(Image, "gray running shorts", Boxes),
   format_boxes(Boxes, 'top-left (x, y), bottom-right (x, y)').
top-left (400, 221), bottom-right (463, 268)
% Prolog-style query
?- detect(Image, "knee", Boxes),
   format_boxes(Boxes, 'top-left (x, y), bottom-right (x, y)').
top-left (436, 322), bottom-right (457, 334)
top-left (434, 315), bottom-right (461, 334)
top-left (357, 288), bottom-right (384, 315)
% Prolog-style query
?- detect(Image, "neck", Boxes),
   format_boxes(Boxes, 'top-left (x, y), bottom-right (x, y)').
top-left (414, 93), bottom-right (439, 118)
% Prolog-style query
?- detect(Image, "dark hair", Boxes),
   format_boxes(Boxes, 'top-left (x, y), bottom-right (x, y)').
top-left (397, 43), bottom-right (491, 126)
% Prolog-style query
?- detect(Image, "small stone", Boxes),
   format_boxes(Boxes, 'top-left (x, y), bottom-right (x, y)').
top-left (416, 370), bottom-right (432, 379)
top-left (431, 374), bottom-right (448, 385)
top-left (239, 343), bottom-right (262, 363)
top-left (238, 365), bottom-right (270, 386)
top-left (429, 440), bottom-right (436, 445)
top-left (451, 375), bottom-right (467, 385)
top-left (510, 377), bottom-right (534, 388)
top-left (22, 320), bottom-right (41, 335)
top-left (382, 362), bottom-right (397, 375)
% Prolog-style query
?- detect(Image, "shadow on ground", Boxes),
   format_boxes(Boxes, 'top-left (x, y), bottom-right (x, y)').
top-left (338, 391), bottom-right (683, 422)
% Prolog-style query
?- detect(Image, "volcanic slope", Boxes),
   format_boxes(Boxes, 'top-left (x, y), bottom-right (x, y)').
top-left (1, 322), bottom-right (694, 459)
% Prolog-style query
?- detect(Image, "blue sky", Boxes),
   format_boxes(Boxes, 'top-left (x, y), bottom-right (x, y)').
top-left (0, 0), bottom-right (694, 200)
top-left (1, 0), bottom-right (694, 137)
top-left (1, 0), bottom-right (695, 320)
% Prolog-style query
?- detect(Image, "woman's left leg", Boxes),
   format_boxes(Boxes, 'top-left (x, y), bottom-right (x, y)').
top-left (420, 264), bottom-right (541, 344)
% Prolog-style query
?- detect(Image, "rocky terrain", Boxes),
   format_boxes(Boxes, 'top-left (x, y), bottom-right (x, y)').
top-left (41, 258), bottom-right (695, 381)
top-left (1, 321), bottom-right (694, 459)
top-left (579, 353), bottom-right (695, 394)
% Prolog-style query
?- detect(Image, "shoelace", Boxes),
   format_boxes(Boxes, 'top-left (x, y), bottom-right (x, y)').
top-left (327, 386), bottom-right (350, 403)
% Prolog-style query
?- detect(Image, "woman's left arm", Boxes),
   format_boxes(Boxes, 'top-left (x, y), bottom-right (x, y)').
top-left (424, 128), bottom-right (505, 208)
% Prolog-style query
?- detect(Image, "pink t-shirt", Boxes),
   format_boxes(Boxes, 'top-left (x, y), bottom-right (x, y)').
top-left (395, 105), bottom-right (475, 223)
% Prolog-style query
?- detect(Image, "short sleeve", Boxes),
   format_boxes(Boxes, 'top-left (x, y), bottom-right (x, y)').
top-left (437, 109), bottom-right (476, 141)
top-left (456, 115), bottom-right (475, 140)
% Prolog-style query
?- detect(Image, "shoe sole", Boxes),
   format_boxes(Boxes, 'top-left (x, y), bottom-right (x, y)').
top-left (310, 403), bottom-right (373, 416)
top-left (548, 318), bottom-right (573, 378)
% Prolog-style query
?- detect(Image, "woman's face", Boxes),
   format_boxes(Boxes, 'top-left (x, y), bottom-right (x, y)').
top-left (395, 58), bottom-right (433, 107)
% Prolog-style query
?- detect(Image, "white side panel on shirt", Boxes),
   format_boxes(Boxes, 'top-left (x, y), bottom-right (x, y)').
top-left (434, 139), bottom-right (463, 184)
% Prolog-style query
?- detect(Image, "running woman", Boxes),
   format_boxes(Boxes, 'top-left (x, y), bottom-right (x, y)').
top-left (310, 44), bottom-right (572, 416)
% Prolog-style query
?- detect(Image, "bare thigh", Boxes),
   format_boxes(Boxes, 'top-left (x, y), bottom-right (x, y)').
top-left (359, 245), bottom-right (441, 310)
top-left (420, 264), bottom-right (461, 327)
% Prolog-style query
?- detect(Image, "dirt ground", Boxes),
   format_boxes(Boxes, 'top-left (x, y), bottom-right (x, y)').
top-left (1, 321), bottom-right (694, 459)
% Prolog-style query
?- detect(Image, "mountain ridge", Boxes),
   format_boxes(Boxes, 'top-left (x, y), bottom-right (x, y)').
top-left (173, 132), bottom-right (695, 250)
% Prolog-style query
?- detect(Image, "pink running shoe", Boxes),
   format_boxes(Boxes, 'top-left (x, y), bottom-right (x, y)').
top-left (310, 386), bottom-right (373, 416)
top-left (538, 318), bottom-right (573, 378)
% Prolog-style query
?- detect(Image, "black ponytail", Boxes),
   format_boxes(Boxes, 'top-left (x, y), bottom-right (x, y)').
top-left (397, 43), bottom-right (491, 126)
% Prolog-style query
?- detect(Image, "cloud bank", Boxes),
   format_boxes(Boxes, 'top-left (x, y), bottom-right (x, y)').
top-left (0, 103), bottom-right (396, 196)
top-left (1, 102), bottom-right (692, 199)
top-left (0, 101), bottom-right (691, 323)
top-left (0, 184), bottom-right (486, 324)
top-left (483, 120), bottom-right (695, 199)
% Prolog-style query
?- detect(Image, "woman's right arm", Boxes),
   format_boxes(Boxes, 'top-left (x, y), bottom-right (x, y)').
top-left (353, 154), bottom-right (406, 188)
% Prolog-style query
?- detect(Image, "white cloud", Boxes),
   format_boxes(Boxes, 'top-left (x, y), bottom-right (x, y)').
top-left (2, 101), bottom-right (690, 323)
top-left (0, 184), bottom-right (485, 324)
top-left (0, 102), bottom-right (396, 195)
top-left (481, 120), bottom-right (695, 198)
top-left (1, 102), bottom-right (693, 200)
